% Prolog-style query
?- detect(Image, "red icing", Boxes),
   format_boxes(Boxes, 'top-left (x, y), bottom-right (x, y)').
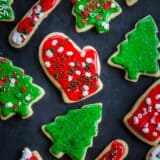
top-left (17, 0), bottom-right (56, 34)
top-left (127, 82), bottom-right (160, 142)
top-left (40, 34), bottom-right (101, 102)
top-left (98, 140), bottom-right (126, 160)
top-left (30, 153), bottom-right (39, 160)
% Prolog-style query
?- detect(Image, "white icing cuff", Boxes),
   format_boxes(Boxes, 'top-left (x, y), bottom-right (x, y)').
top-left (11, 31), bottom-right (25, 45)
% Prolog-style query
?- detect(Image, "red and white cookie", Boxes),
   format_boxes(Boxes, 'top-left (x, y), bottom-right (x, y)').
top-left (124, 80), bottom-right (160, 146)
top-left (9, 0), bottom-right (61, 48)
top-left (20, 147), bottom-right (42, 160)
top-left (95, 139), bottom-right (129, 160)
top-left (39, 32), bottom-right (103, 103)
top-left (146, 145), bottom-right (160, 160)
top-left (126, 0), bottom-right (138, 6)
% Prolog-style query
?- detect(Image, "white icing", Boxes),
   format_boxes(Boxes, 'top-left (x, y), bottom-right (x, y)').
top-left (86, 58), bottom-right (93, 63)
top-left (85, 72), bottom-right (91, 77)
top-left (81, 51), bottom-right (86, 57)
top-left (45, 61), bottom-right (51, 68)
top-left (82, 90), bottom-right (89, 97)
top-left (137, 113), bottom-right (143, 119)
top-left (155, 104), bottom-right (160, 110)
top-left (83, 85), bottom-right (89, 91)
top-left (79, 5), bottom-right (84, 11)
top-left (142, 127), bottom-right (149, 134)
top-left (75, 70), bottom-right (81, 75)
top-left (101, 22), bottom-right (109, 30)
top-left (25, 95), bottom-right (31, 101)
top-left (66, 51), bottom-right (73, 56)
top-left (155, 94), bottom-right (160, 100)
top-left (133, 116), bottom-right (139, 124)
top-left (57, 47), bottom-right (64, 53)
top-left (111, 3), bottom-right (116, 8)
top-left (68, 62), bottom-right (75, 67)
top-left (20, 148), bottom-right (32, 160)
top-left (82, 62), bottom-right (86, 68)
top-left (148, 106), bottom-right (152, 112)
top-left (45, 50), bottom-right (53, 58)
top-left (152, 132), bottom-right (158, 137)
top-left (146, 97), bottom-right (152, 105)
top-left (5, 102), bottom-right (13, 108)
top-left (12, 31), bottom-right (25, 45)
top-left (52, 40), bottom-right (58, 46)
top-left (68, 75), bottom-right (73, 82)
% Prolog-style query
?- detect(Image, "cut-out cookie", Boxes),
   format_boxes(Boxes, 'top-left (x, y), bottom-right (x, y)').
top-left (71, 0), bottom-right (122, 33)
top-left (108, 15), bottom-right (160, 82)
top-left (0, 0), bottom-right (15, 21)
top-left (9, 0), bottom-right (61, 48)
top-left (126, 0), bottom-right (138, 6)
top-left (20, 147), bottom-right (42, 160)
top-left (42, 103), bottom-right (102, 160)
top-left (124, 80), bottom-right (160, 146)
top-left (0, 57), bottom-right (45, 120)
top-left (39, 32), bottom-right (103, 103)
top-left (96, 139), bottom-right (129, 160)
top-left (146, 145), bottom-right (160, 160)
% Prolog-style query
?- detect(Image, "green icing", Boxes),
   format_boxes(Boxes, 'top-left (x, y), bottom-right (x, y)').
top-left (72, 0), bottom-right (121, 33)
top-left (43, 103), bottom-right (102, 160)
top-left (0, 0), bottom-right (14, 21)
top-left (0, 57), bottom-right (44, 119)
top-left (109, 15), bottom-right (160, 82)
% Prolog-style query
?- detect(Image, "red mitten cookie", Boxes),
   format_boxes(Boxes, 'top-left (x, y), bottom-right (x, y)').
top-left (39, 32), bottom-right (103, 103)
top-left (96, 139), bottom-right (128, 160)
top-left (124, 80), bottom-right (160, 145)
top-left (9, 0), bottom-right (61, 48)
top-left (20, 147), bottom-right (42, 160)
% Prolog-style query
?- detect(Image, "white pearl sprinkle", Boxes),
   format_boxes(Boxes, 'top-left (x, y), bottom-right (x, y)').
top-left (79, 5), bottom-right (84, 11)
top-left (85, 72), bottom-right (91, 77)
top-left (142, 127), bottom-right (149, 134)
top-left (45, 61), bottom-right (51, 68)
top-left (86, 58), bottom-right (93, 63)
top-left (146, 97), bottom-right (152, 105)
top-left (75, 70), bottom-right (81, 75)
top-left (152, 132), bottom-right (158, 137)
top-left (25, 95), bottom-right (31, 101)
top-left (155, 112), bottom-right (158, 116)
top-left (66, 51), bottom-right (73, 56)
top-left (68, 75), bottom-right (73, 82)
top-left (133, 116), bottom-right (139, 125)
top-left (83, 85), bottom-right (89, 91)
top-left (57, 47), bottom-right (64, 53)
top-left (82, 62), bottom-right (86, 68)
top-left (111, 3), bottom-right (116, 8)
top-left (137, 113), bottom-right (143, 119)
top-left (68, 62), bottom-right (75, 67)
top-left (155, 94), bottom-right (160, 100)
top-left (148, 106), bottom-right (152, 112)
top-left (150, 118), bottom-right (156, 124)
top-left (102, 22), bottom-right (109, 30)
top-left (81, 51), bottom-right (86, 57)
top-left (82, 90), bottom-right (89, 97)
top-left (52, 40), bottom-right (58, 46)
top-left (5, 102), bottom-right (13, 108)
top-left (155, 104), bottom-right (160, 110)
top-left (45, 50), bottom-right (53, 58)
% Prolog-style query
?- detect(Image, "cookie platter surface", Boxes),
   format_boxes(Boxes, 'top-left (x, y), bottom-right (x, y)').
top-left (0, 0), bottom-right (160, 160)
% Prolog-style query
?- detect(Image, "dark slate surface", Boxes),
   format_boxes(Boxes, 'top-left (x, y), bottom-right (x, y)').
top-left (0, 0), bottom-right (160, 159)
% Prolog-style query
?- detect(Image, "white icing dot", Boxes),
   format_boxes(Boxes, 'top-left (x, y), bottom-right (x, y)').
top-left (86, 58), bottom-right (93, 63)
top-left (157, 124), bottom-right (160, 131)
top-left (68, 62), bottom-right (75, 67)
top-left (34, 16), bottom-right (39, 22)
top-left (82, 90), bottom-right (89, 97)
top-left (45, 61), bottom-right (51, 68)
top-left (111, 3), bottom-right (116, 8)
top-left (156, 94), bottom-right (160, 100)
top-left (75, 70), bottom-right (81, 75)
top-left (81, 51), bottom-right (86, 57)
top-left (137, 113), bottom-right (143, 119)
top-left (10, 78), bottom-right (16, 84)
top-left (21, 148), bottom-right (32, 159)
top-left (82, 62), bottom-right (86, 68)
top-left (148, 106), bottom-right (152, 112)
top-left (142, 127), bottom-right (149, 134)
top-left (152, 132), bottom-right (158, 137)
top-left (35, 5), bottom-right (42, 14)
top-left (155, 104), bottom-right (160, 110)
top-left (25, 95), bottom-right (31, 101)
top-left (68, 75), bottom-right (73, 82)
top-left (79, 4), bottom-right (84, 11)
top-left (133, 116), bottom-right (139, 125)
top-left (150, 117), bottom-right (156, 124)
top-left (83, 85), bottom-right (89, 91)
top-left (52, 40), bottom-right (58, 46)
top-left (146, 97), bottom-right (152, 105)
top-left (5, 102), bottom-right (13, 108)
top-left (66, 51), bottom-right (73, 56)
top-left (45, 50), bottom-right (53, 58)
top-left (155, 112), bottom-right (158, 116)
top-left (85, 72), bottom-right (91, 77)
top-left (101, 22), bottom-right (109, 30)
top-left (57, 47), bottom-right (64, 53)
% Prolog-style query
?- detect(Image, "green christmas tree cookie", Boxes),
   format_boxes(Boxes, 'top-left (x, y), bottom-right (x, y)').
top-left (0, 57), bottom-right (45, 120)
top-left (0, 0), bottom-right (15, 21)
top-left (108, 15), bottom-right (160, 82)
top-left (42, 103), bottom-right (102, 160)
top-left (71, 0), bottom-right (122, 33)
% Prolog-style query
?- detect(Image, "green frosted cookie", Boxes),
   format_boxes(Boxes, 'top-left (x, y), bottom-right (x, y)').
top-left (108, 15), bottom-right (160, 82)
top-left (0, 57), bottom-right (45, 120)
top-left (42, 103), bottom-right (102, 160)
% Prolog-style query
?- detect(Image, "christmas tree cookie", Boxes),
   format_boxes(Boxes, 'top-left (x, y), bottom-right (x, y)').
top-left (0, 0), bottom-right (15, 21)
top-left (108, 15), bottom-right (160, 82)
top-left (0, 57), bottom-right (45, 120)
top-left (42, 103), bottom-right (102, 160)
top-left (20, 147), bottom-right (42, 160)
top-left (146, 145), bottom-right (160, 160)
top-left (124, 80), bottom-right (160, 146)
top-left (95, 139), bottom-right (129, 160)
top-left (71, 0), bottom-right (122, 33)
top-left (39, 32), bottom-right (103, 103)
top-left (126, 0), bottom-right (138, 6)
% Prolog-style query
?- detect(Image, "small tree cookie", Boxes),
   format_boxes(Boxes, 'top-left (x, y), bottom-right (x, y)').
top-left (42, 103), bottom-right (102, 160)
top-left (108, 15), bottom-right (160, 82)
top-left (71, 0), bottom-right (122, 33)
top-left (0, 57), bottom-right (45, 120)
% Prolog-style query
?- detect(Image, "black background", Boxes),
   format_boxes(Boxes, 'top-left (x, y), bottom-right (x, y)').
top-left (0, 0), bottom-right (160, 159)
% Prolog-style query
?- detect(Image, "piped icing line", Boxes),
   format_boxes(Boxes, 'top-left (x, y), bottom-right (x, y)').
top-left (8, 0), bottom-right (61, 48)
top-left (39, 32), bottom-right (103, 103)
top-left (0, 57), bottom-right (45, 120)
top-left (146, 145), bottom-right (160, 160)
top-left (42, 103), bottom-right (102, 160)
top-left (71, 0), bottom-right (122, 33)
top-left (124, 80), bottom-right (160, 146)
top-left (126, 0), bottom-right (138, 6)
top-left (95, 139), bottom-right (129, 160)
top-left (108, 15), bottom-right (160, 82)
top-left (0, 0), bottom-right (15, 21)
top-left (20, 147), bottom-right (42, 160)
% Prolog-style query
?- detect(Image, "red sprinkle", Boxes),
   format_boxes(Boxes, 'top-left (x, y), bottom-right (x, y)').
top-left (82, 19), bottom-right (87, 24)
top-left (1, 58), bottom-right (7, 64)
top-left (83, 10), bottom-right (90, 17)
top-left (0, 80), bottom-right (4, 87)
top-left (3, 76), bottom-right (9, 82)
top-left (20, 87), bottom-right (26, 92)
top-left (103, 2), bottom-right (112, 9)
top-left (13, 104), bottom-right (19, 110)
